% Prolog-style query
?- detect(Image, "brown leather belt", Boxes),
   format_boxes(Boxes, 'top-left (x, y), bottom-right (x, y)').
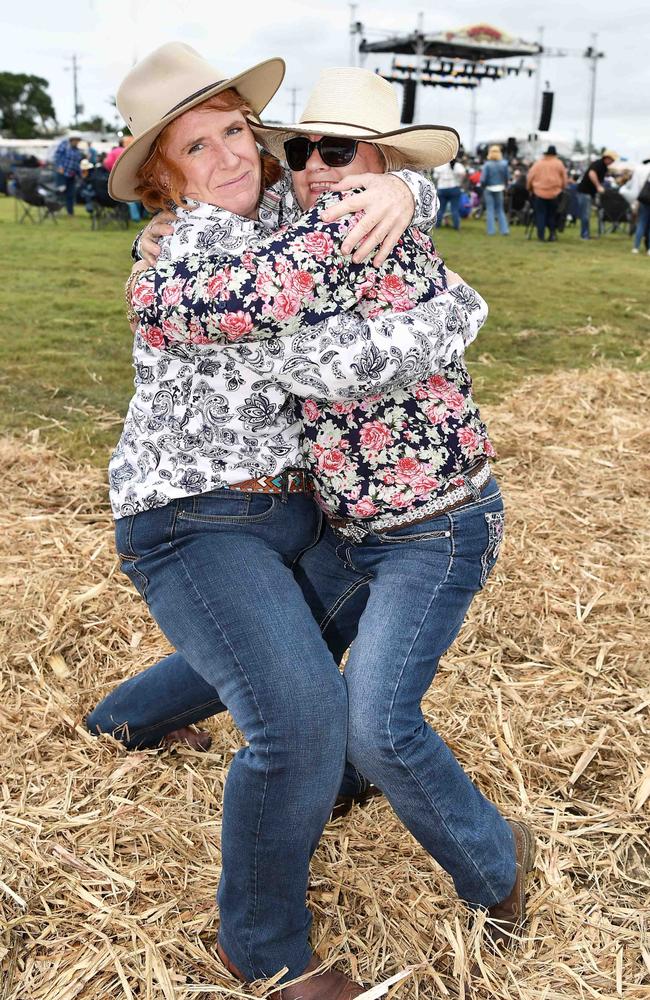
top-left (227, 468), bottom-right (314, 497)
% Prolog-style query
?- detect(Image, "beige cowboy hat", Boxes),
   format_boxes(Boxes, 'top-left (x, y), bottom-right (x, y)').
top-left (109, 42), bottom-right (285, 201)
top-left (251, 66), bottom-right (459, 170)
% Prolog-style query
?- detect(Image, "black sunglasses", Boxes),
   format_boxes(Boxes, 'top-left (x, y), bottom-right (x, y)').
top-left (284, 135), bottom-right (359, 172)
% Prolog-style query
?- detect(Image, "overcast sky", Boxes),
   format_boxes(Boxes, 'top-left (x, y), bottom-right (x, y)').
top-left (3, 0), bottom-right (649, 160)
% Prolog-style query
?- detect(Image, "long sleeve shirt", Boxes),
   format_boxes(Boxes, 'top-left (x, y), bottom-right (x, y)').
top-left (53, 140), bottom-right (83, 178)
top-left (112, 171), bottom-right (490, 522)
top-left (526, 156), bottom-right (568, 199)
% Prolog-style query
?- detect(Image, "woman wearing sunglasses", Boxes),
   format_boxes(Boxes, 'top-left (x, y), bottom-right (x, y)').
top-left (88, 46), bottom-right (494, 999)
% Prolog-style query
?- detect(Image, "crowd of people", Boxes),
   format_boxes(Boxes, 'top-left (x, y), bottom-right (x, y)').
top-left (431, 143), bottom-right (650, 252)
top-left (6, 126), bottom-right (649, 254)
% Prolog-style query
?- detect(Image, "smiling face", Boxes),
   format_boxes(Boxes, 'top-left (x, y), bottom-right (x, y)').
top-left (291, 134), bottom-right (385, 211)
top-left (164, 106), bottom-right (262, 219)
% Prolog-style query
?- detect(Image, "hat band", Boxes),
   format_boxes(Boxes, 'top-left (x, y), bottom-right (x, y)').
top-left (166, 79), bottom-right (228, 117)
top-left (298, 119), bottom-right (382, 135)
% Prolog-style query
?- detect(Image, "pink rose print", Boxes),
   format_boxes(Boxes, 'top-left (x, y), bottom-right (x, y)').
top-left (427, 374), bottom-right (452, 395)
top-left (351, 497), bottom-right (378, 518)
top-left (457, 427), bottom-right (480, 451)
top-left (331, 402), bottom-right (356, 415)
top-left (318, 449), bottom-right (347, 475)
top-left (359, 420), bottom-right (393, 452)
top-left (289, 270), bottom-right (315, 296)
top-left (141, 325), bottom-right (164, 349)
top-left (219, 311), bottom-right (254, 342)
top-left (391, 293), bottom-right (415, 313)
top-left (484, 439), bottom-right (497, 458)
top-left (444, 389), bottom-right (466, 413)
top-left (271, 288), bottom-right (301, 322)
top-left (425, 403), bottom-right (447, 426)
top-left (255, 269), bottom-right (279, 298)
top-left (131, 275), bottom-right (155, 310)
top-left (410, 474), bottom-right (439, 497)
top-left (390, 492), bottom-right (411, 509)
top-left (394, 457), bottom-right (422, 482)
top-left (206, 271), bottom-right (231, 300)
top-left (302, 399), bottom-right (320, 422)
top-left (301, 231), bottom-right (335, 260)
top-left (161, 280), bottom-right (184, 306)
top-left (162, 316), bottom-right (186, 341)
top-left (377, 274), bottom-right (408, 304)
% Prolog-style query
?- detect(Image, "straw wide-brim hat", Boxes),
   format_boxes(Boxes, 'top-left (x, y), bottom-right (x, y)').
top-left (109, 43), bottom-right (285, 201)
top-left (250, 67), bottom-right (459, 170)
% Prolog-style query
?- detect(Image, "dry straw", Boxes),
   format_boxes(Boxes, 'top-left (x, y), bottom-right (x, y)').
top-left (1, 367), bottom-right (649, 999)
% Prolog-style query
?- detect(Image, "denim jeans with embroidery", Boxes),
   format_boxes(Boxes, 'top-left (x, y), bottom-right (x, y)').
top-left (88, 491), bottom-right (348, 984)
top-left (295, 476), bottom-right (516, 907)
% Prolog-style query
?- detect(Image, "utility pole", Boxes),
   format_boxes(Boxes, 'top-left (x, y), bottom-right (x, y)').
top-left (349, 4), bottom-right (359, 66)
top-left (585, 35), bottom-right (604, 158)
top-left (66, 54), bottom-right (82, 126)
top-left (469, 87), bottom-right (478, 155)
top-left (530, 26), bottom-right (544, 158)
top-left (288, 87), bottom-right (301, 122)
top-left (413, 11), bottom-right (425, 122)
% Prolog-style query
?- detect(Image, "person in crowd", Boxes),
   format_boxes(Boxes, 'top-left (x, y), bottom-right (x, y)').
top-left (88, 45), bottom-right (525, 999)
top-left (433, 155), bottom-right (467, 230)
top-left (526, 145), bottom-right (569, 242)
top-left (104, 136), bottom-right (142, 220)
top-left (480, 145), bottom-right (510, 236)
top-left (52, 130), bottom-right (83, 215)
top-left (576, 149), bottom-right (618, 239)
top-left (620, 157), bottom-right (650, 255)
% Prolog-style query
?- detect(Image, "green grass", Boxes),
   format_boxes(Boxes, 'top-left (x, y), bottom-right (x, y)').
top-left (1, 196), bottom-right (648, 463)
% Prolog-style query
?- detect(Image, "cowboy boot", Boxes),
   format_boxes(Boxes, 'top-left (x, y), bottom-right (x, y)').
top-left (160, 726), bottom-right (212, 752)
top-left (217, 942), bottom-right (365, 999)
top-left (331, 782), bottom-right (382, 820)
top-left (484, 819), bottom-right (535, 950)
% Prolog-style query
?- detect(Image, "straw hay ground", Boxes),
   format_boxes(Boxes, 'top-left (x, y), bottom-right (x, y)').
top-left (2, 198), bottom-right (650, 998)
top-left (2, 365), bottom-right (649, 1000)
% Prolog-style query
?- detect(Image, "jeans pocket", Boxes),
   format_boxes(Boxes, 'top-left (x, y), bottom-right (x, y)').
top-left (480, 510), bottom-right (505, 588)
top-left (117, 553), bottom-right (150, 602)
top-left (176, 491), bottom-right (275, 525)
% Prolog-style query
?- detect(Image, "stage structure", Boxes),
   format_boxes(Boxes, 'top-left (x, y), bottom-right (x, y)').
top-left (357, 23), bottom-right (541, 149)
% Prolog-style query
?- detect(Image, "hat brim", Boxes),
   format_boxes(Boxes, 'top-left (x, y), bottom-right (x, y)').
top-left (250, 120), bottom-right (460, 170)
top-left (109, 57), bottom-right (285, 202)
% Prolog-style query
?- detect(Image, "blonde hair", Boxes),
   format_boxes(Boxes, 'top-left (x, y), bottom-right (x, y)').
top-left (487, 145), bottom-right (503, 161)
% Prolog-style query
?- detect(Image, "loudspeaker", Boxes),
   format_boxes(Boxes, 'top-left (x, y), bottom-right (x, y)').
top-left (538, 91), bottom-right (554, 132)
top-left (506, 136), bottom-right (518, 158)
top-left (401, 79), bottom-right (416, 124)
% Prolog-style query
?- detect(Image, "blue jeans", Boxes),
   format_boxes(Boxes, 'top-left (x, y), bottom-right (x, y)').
top-left (576, 191), bottom-right (593, 238)
top-left (533, 195), bottom-right (559, 240)
top-left (435, 186), bottom-right (462, 229)
top-left (633, 202), bottom-right (650, 250)
top-left (59, 173), bottom-right (77, 215)
top-left (484, 189), bottom-right (509, 235)
top-left (90, 479), bottom-right (516, 912)
top-left (296, 478), bottom-right (515, 907)
top-left (88, 491), bottom-right (348, 983)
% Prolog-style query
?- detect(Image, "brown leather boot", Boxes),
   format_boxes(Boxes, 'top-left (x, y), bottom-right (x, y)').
top-left (484, 819), bottom-right (535, 950)
top-left (160, 726), bottom-right (212, 752)
top-left (217, 942), bottom-right (365, 999)
top-left (331, 782), bottom-right (382, 820)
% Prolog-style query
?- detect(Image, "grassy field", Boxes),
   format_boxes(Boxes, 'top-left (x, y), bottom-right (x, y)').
top-left (1, 194), bottom-right (648, 463)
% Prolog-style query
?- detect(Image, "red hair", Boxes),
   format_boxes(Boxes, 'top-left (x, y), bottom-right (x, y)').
top-left (136, 88), bottom-right (282, 211)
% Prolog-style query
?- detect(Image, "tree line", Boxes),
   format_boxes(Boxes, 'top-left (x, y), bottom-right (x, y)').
top-left (0, 71), bottom-right (114, 138)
